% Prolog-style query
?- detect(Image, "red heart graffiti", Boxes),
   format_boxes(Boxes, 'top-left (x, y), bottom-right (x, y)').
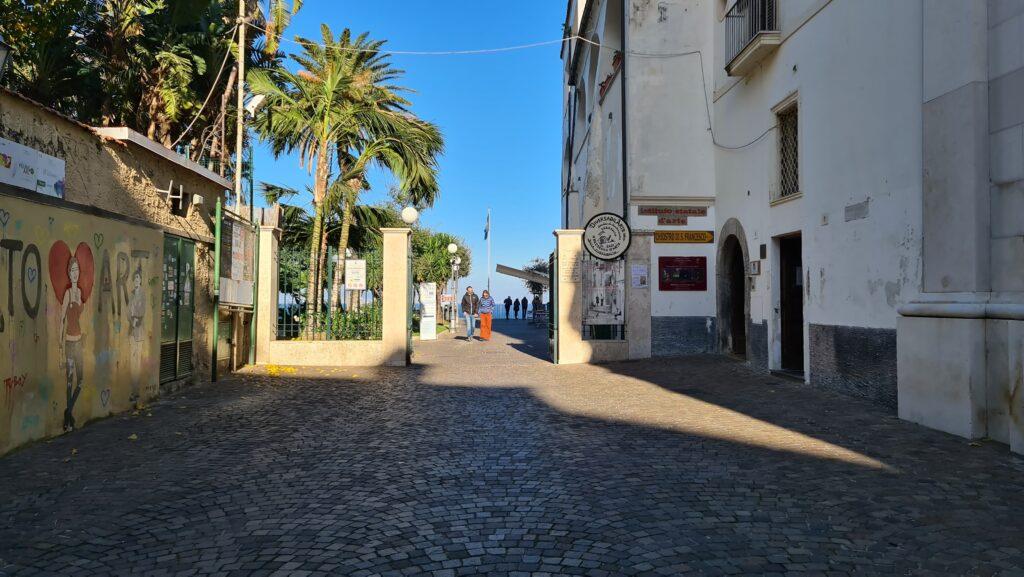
top-left (48, 241), bottom-right (95, 305)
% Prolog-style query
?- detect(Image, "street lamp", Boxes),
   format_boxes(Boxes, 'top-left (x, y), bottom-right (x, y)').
top-left (400, 206), bottom-right (419, 225)
top-left (448, 245), bottom-right (460, 329)
top-left (0, 34), bottom-right (12, 84)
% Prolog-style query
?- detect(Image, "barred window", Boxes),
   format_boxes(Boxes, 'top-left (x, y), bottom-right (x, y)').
top-left (778, 104), bottom-right (799, 199)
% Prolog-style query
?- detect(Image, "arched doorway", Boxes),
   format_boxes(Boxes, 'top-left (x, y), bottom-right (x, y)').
top-left (717, 219), bottom-right (750, 358)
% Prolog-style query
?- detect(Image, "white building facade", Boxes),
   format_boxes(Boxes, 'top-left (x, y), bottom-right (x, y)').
top-left (561, 0), bottom-right (1024, 453)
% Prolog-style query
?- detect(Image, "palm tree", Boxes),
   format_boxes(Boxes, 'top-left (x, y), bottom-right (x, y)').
top-left (248, 25), bottom-right (358, 336)
top-left (249, 25), bottom-right (444, 334)
top-left (327, 119), bottom-right (443, 315)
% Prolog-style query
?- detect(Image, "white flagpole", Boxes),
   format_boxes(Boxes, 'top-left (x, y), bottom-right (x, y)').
top-left (487, 208), bottom-right (492, 292)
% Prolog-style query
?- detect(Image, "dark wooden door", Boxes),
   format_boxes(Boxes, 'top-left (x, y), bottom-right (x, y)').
top-left (779, 236), bottom-right (804, 372)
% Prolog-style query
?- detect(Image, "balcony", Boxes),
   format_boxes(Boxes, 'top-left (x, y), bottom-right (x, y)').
top-left (724, 0), bottom-right (780, 77)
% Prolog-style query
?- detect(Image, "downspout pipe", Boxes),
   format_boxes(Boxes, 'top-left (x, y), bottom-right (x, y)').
top-left (620, 0), bottom-right (629, 224)
top-left (566, 88), bottom-right (576, 229)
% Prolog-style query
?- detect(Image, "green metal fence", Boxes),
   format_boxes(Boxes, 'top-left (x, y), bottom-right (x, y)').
top-left (277, 248), bottom-right (382, 341)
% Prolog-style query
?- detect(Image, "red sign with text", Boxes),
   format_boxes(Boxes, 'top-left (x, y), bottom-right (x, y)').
top-left (658, 257), bottom-right (707, 291)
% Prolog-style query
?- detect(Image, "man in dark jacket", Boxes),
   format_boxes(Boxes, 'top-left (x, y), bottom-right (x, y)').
top-left (461, 287), bottom-right (481, 340)
top-left (520, 296), bottom-right (529, 320)
top-left (504, 296), bottom-right (513, 319)
top-left (512, 297), bottom-right (520, 319)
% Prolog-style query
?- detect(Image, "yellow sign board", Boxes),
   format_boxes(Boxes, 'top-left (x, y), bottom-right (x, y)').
top-left (654, 230), bottom-right (715, 244)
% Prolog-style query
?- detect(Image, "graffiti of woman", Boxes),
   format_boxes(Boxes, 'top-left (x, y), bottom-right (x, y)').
top-left (60, 257), bottom-right (85, 432)
top-left (128, 265), bottom-right (146, 406)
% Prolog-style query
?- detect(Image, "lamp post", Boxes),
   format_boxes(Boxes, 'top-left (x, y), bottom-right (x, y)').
top-left (0, 34), bottom-right (12, 83)
top-left (447, 243), bottom-right (459, 329)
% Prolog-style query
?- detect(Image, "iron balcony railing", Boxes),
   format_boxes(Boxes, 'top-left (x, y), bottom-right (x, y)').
top-left (724, 0), bottom-right (778, 66)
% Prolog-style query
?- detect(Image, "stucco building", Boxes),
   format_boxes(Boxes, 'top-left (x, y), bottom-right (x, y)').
top-left (0, 89), bottom-right (232, 454)
top-left (560, 0), bottom-right (1024, 453)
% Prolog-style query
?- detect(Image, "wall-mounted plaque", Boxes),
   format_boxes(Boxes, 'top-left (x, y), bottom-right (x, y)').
top-left (583, 212), bottom-right (631, 260)
top-left (638, 206), bottom-right (708, 217)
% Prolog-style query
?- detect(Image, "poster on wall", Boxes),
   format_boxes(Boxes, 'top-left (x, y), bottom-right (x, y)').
top-left (583, 259), bottom-right (625, 325)
top-left (659, 257), bottom-right (708, 291)
top-left (0, 137), bottom-right (66, 198)
top-left (419, 282), bottom-right (437, 341)
top-left (631, 263), bottom-right (649, 289)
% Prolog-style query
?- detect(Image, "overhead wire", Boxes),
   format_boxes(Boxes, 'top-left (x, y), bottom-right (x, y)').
top-left (241, 22), bottom-right (775, 150)
top-left (170, 24), bottom-right (239, 149)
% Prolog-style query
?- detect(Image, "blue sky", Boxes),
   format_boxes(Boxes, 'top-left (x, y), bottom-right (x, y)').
top-left (253, 0), bottom-right (565, 303)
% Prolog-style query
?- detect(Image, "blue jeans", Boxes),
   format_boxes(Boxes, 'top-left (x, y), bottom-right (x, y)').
top-left (465, 313), bottom-right (475, 338)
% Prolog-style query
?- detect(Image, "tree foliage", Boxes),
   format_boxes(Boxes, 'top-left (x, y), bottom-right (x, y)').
top-left (523, 257), bottom-right (548, 295)
top-left (0, 0), bottom-right (300, 156)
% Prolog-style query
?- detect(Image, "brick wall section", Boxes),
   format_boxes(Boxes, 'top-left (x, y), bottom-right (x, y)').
top-left (651, 316), bottom-right (716, 357)
top-left (809, 324), bottom-right (897, 411)
top-left (747, 320), bottom-right (769, 371)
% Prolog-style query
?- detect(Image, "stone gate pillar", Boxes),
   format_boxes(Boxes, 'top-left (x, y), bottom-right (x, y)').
top-left (382, 228), bottom-right (412, 367)
top-left (255, 210), bottom-right (281, 362)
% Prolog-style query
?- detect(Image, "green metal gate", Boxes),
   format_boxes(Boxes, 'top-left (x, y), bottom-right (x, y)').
top-left (548, 250), bottom-right (558, 364)
top-left (160, 235), bottom-right (196, 383)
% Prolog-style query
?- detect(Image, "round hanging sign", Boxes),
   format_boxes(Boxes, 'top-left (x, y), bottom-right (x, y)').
top-left (583, 212), bottom-right (631, 260)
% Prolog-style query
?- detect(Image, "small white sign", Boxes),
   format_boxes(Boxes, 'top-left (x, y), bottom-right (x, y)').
top-left (631, 263), bottom-right (649, 289)
top-left (345, 259), bottom-right (366, 291)
top-left (418, 282), bottom-right (437, 340)
top-left (0, 137), bottom-right (66, 198)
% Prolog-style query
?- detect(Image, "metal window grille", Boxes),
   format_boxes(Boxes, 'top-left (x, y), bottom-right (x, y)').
top-left (778, 104), bottom-right (799, 199)
top-left (725, 0), bottom-right (778, 65)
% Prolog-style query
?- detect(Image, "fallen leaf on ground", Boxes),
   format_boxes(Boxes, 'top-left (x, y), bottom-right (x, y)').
top-left (128, 433), bottom-right (138, 441)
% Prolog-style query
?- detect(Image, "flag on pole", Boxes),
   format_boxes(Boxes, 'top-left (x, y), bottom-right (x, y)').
top-left (484, 211), bottom-right (490, 240)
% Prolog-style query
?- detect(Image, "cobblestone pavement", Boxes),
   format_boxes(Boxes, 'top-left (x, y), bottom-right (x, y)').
top-left (2, 319), bottom-right (1024, 576)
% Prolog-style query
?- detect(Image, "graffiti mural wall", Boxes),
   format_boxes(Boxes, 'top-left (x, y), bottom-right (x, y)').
top-left (0, 195), bottom-right (162, 454)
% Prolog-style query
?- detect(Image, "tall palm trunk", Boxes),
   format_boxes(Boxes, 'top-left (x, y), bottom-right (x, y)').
top-left (304, 205), bottom-right (323, 339)
top-left (315, 221), bottom-right (329, 338)
top-left (304, 143), bottom-right (331, 339)
top-left (329, 188), bottom-right (356, 316)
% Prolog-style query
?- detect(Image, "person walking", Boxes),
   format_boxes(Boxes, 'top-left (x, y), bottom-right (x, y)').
top-left (479, 290), bottom-right (496, 341)
top-left (512, 297), bottom-right (520, 320)
top-left (504, 296), bottom-right (513, 319)
top-left (461, 286), bottom-right (481, 341)
top-left (521, 296), bottom-right (529, 321)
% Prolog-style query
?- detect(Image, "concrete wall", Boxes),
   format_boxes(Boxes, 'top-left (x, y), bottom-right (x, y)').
top-left (561, 0), bottom-right (720, 357)
top-left (0, 90), bottom-right (228, 455)
top-left (712, 0), bottom-right (924, 401)
top-left (0, 91), bottom-right (222, 383)
top-left (0, 194), bottom-right (162, 455)
top-left (897, 0), bottom-right (1024, 455)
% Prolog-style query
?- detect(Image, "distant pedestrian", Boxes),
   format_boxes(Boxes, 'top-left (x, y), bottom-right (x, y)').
top-left (461, 286), bottom-right (480, 341)
top-left (512, 297), bottom-right (520, 319)
top-left (532, 295), bottom-right (542, 316)
top-left (520, 297), bottom-right (529, 320)
top-left (504, 296), bottom-right (513, 319)
top-left (479, 290), bottom-right (496, 341)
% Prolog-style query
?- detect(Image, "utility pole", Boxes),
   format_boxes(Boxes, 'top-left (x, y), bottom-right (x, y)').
top-left (234, 0), bottom-right (247, 209)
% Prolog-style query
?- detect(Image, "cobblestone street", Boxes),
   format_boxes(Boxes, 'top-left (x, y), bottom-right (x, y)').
top-left (1, 320), bottom-right (1023, 576)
